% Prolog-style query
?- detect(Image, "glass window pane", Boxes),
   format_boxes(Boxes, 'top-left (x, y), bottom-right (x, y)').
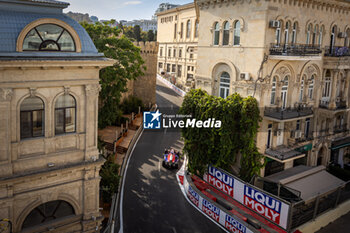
top-left (65, 108), bottom-right (76, 133)
top-left (214, 31), bottom-right (220, 45)
top-left (21, 97), bottom-right (44, 111)
top-left (57, 30), bottom-right (75, 51)
top-left (39, 40), bottom-right (59, 51)
top-left (23, 29), bottom-right (41, 51)
top-left (36, 24), bottom-right (63, 41)
top-left (55, 95), bottom-right (75, 108)
top-left (223, 30), bottom-right (229, 45)
top-left (20, 111), bottom-right (32, 139)
top-left (32, 110), bottom-right (44, 137)
top-left (55, 109), bottom-right (64, 134)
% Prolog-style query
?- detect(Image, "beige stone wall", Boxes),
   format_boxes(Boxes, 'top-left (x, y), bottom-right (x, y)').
top-left (0, 59), bottom-right (113, 232)
top-left (122, 41), bottom-right (158, 106)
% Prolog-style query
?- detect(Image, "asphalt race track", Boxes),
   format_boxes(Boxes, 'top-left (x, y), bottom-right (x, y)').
top-left (120, 80), bottom-right (225, 233)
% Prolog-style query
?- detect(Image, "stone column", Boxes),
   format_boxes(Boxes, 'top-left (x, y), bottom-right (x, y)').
top-left (84, 84), bottom-right (101, 161)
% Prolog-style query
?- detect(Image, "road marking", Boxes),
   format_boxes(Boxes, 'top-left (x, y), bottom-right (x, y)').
top-left (171, 227), bottom-right (177, 233)
top-left (118, 128), bottom-right (144, 233)
top-left (158, 158), bottom-right (161, 172)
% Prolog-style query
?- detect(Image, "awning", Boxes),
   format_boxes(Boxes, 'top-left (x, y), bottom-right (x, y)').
top-left (265, 165), bottom-right (346, 202)
top-left (331, 136), bottom-right (350, 150)
top-left (295, 143), bottom-right (313, 153)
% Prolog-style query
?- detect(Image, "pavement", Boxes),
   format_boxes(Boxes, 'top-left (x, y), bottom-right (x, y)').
top-left (315, 211), bottom-right (350, 233)
top-left (119, 80), bottom-right (225, 233)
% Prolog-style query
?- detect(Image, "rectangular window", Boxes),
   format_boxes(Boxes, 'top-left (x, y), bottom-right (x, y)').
top-left (168, 48), bottom-right (171, 57)
top-left (179, 49), bottom-right (182, 58)
top-left (166, 64), bottom-right (171, 72)
top-left (180, 23), bottom-right (184, 38)
top-left (296, 120), bottom-right (300, 130)
top-left (191, 66), bottom-right (194, 71)
top-left (174, 23), bottom-right (177, 39)
top-left (173, 49), bottom-right (176, 57)
top-left (190, 53), bottom-right (193, 59)
top-left (172, 64), bottom-right (176, 73)
top-left (20, 110), bottom-right (44, 139)
top-left (159, 62), bottom-right (163, 68)
top-left (160, 47), bottom-right (163, 56)
top-left (177, 65), bottom-right (182, 77)
top-left (187, 66), bottom-right (191, 71)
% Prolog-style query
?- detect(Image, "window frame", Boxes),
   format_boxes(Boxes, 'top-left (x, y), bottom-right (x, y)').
top-left (233, 20), bottom-right (241, 46)
top-left (213, 22), bottom-right (220, 46)
top-left (20, 96), bottom-right (45, 140)
top-left (54, 94), bottom-right (77, 135)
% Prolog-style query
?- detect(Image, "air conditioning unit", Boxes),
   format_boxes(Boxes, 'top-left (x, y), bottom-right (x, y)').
top-left (338, 32), bottom-right (347, 38)
top-left (240, 72), bottom-right (250, 81)
top-left (269, 20), bottom-right (280, 28)
top-left (295, 130), bottom-right (302, 139)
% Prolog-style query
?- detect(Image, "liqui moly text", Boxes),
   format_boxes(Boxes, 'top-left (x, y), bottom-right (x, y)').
top-left (225, 215), bottom-right (246, 233)
top-left (202, 199), bottom-right (220, 222)
top-left (208, 166), bottom-right (234, 198)
top-left (244, 186), bottom-right (281, 224)
top-left (188, 186), bottom-right (199, 207)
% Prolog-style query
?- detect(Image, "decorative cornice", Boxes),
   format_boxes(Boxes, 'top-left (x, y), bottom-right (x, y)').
top-left (85, 84), bottom-right (101, 96)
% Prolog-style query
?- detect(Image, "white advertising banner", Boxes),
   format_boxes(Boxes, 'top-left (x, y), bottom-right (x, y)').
top-left (204, 165), bottom-right (290, 230)
top-left (184, 176), bottom-right (254, 233)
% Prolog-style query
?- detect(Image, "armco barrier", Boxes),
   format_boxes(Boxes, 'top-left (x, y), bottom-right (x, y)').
top-left (183, 173), bottom-right (260, 233)
top-left (157, 74), bottom-right (187, 97)
top-left (204, 165), bottom-right (291, 230)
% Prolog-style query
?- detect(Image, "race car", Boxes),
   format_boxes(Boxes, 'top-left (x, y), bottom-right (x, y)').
top-left (162, 148), bottom-right (180, 169)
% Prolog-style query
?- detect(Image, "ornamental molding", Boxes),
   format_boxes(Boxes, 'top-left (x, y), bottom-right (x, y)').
top-left (0, 88), bottom-right (13, 101)
top-left (85, 84), bottom-right (101, 96)
top-left (29, 88), bottom-right (37, 97)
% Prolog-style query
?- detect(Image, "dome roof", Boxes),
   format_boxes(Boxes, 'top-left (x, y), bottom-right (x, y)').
top-left (0, 8), bottom-right (102, 59)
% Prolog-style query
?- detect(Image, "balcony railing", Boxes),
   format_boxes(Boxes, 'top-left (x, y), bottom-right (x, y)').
top-left (319, 99), bottom-right (347, 110)
top-left (264, 106), bottom-right (313, 120)
top-left (269, 43), bottom-right (322, 56)
top-left (324, 46), bottom-right (350, 57)
top-left (334, 124), bottom-right (348, 134)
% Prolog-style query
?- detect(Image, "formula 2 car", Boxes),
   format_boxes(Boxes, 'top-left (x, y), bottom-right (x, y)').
top-left (162, 148), bottom-right (180, 169)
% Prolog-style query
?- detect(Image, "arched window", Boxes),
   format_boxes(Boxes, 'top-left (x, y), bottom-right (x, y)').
top-left (319, 26), bottom-right (324, 46)
top-left (270, 76), bottom-right (277, 105)
top-left (195, 20), bottom-right (199, 38)
top-left (292, 22), bottom-right (297, 44)
top-left (345, 28), bottom-right (350, 47)
top-left (223, 21), bottom-right (230, 45)
top-left (219, 72), bottom-right (230, 98)
top-left (299, 75), bottom-right (305, 102)
top-left (322, 70), bottom-right (332, 98)
top-left (284, 21), bottom-right (290, 44)
top-left (213, 22), bottom-right (220, 45)
top-left (308, 75), bottom-right (315, 99)
top-left (281, 76), bottom-right (289, 109)
top-left (233, 21), bottom-right (241, 45)
top-left (23, 24), bottom-right (75, 51)
top-left (20, 97), bottom-right (44, 139)
top-left (276, 20), bottom-right (282, 45)
top-left (186, 20), bottom-right (191, 38)
top-left (55, 95), bottom-right (76, 135)
top-left (312, 25), bottom-right (318, 45)
top-left (330, 25), bottom-right (337, 52)
top-left (22, 200), bottom-right (75, 229)
top-left (306, 24), bottom-right (312, 44)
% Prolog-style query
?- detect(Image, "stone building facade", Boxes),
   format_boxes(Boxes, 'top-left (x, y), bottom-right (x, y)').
top-left (156, 3), bottom-right (198, 90)
top-left (122, 41), bottom-right (158, 106)
top-left (0, 0), bottom-right (114, 232)
top-left (158, 0), bottom-right (350, 176)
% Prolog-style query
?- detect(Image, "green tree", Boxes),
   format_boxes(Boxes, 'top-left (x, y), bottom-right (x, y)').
top-left (133, 25), bottom-right (141, 41)
top-left (81, 21), bottom-right (145, 128)
top-left (147, 30), bottom-right (155, 41)
top-left (179, 89), bottom-right (265, 181)
top-left (123, 26), bottom-right (135, 40)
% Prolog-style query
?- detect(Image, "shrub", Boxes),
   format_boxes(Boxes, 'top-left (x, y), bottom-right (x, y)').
top-left (120, 95), bottom-right (144, 114)
top-left (100, 155), bottom-right (120, 203)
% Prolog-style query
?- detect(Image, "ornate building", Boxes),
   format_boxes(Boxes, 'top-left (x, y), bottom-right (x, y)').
top-left (0, 0), bottom-right (113, 232)
top-left (157, 3), bottom-right (198, 90)
top-left (158, 0), bottom-right (350, 176)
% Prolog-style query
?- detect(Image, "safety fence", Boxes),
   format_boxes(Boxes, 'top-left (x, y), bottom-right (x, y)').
top-left (157, 74), bottom-right (187, 97)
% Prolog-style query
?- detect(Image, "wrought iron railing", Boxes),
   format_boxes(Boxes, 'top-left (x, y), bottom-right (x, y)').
top-left (319, 99), bottom-right (347, 110)
top-left (324, 46), bottom-right (350, 57)
top-left (264, 106), bottom-right (313, 120)
top-left (270, 43), bottom-right (322, 56)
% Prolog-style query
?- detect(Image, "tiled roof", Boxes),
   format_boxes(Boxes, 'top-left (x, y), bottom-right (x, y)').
top-left (0, 10), bottom-right (99, 56)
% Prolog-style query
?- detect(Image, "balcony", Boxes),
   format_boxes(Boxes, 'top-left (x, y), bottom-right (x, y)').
top-left (324, 46), bottom-right (350, 57)
top-left (269, 43), bottom-right (322, 60)
top-left (319, 99), bottom-right (347, 111)
top-left (265, 145), bottom-right (304, 162)
top-left (264, 106), bottom-right (313, 121)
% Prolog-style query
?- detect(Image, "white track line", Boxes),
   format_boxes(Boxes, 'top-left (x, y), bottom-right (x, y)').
top-left (118, 128), bottom-right (144, 233)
